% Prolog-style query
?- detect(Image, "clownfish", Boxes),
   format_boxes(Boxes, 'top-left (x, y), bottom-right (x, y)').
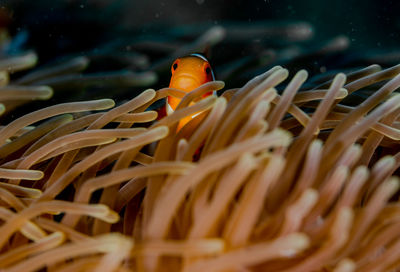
top-left (165, 53), bottom-right (215, 129)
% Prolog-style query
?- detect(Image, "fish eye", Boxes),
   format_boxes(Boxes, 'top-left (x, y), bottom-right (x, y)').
top-left (172, 63), bottom-right (178, 70)
top-left (205, 66), bottom-right (211, 74)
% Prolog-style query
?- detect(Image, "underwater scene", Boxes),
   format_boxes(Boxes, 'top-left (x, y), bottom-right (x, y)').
top-left (0, 0), bottom-right (400, 271)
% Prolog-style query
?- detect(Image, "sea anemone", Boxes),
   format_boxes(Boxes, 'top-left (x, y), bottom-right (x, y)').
top-left (0, 51), bottom-right (53, 116)
top-left (0, 57), bottom-right (400, 272)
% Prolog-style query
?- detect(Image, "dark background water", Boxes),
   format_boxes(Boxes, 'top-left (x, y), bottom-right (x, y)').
top-left (3, 0), bottom-right (400, 60)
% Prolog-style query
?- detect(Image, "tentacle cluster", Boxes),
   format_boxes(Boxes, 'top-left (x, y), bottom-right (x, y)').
top-left (0, 64), bottom-right (400, 272)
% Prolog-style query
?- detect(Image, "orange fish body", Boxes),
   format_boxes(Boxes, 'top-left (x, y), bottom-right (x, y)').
top-left (166, 53), bottom-right (215, 129)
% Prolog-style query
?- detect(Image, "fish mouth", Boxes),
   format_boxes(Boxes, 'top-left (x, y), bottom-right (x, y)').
top-left (170, 73), bottom-right (202, 91)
